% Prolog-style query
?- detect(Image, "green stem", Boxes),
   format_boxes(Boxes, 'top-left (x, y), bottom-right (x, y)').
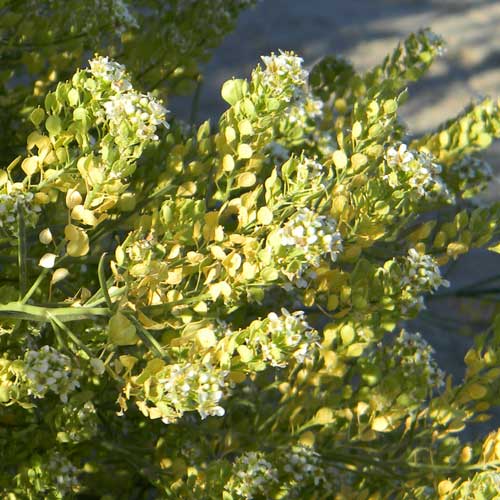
top-left (21, 269), bottom-right (48, 304)
top-left (17, 205), bottom-right (28, 298)
top-left (0, 302), bottom-right (109, 322)
top-left (126, 313), bottom-right (169, 361)
top-left (98, 253), bottom-right (113, 310)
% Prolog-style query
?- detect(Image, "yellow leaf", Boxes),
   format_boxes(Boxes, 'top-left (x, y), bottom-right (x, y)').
top-left (237, 144), bottom-right (253, 160)
top-left (332, 150), bottom-right (348, 170)
top-left (66, 189), bottom-right (83, 209)
top-left (257, 207), bottom-right (273, 225)
top-left (39, 228), bottom-right (53, 245)
top-left (241, 262), bottom-right (257, 280)
top-left (21, 157), bottom-right (39, 176)
top-left (350, 153), bottom-right (367, 170)
top-left (195, 329), bottom-right (217, 349)
top-left (222, 154), bottom-right (235, 172)
top-left (315, 407), bottom-right (334, 424)
top-left (224, 126), bottom-right (236, 143)
top-left (236, 172), bottom-right (256, 188)
top-left (371, 415), bottom-right (390, 432)
top-left (238, 119), bottom-right (253, 136)
top-left (237, 345), bottom-right (253, 362)
top-left (352, 121), bottom-right (362, 138)
top-left (108, 313), bottom-right (138, 346)
top-left (340, 324), bottom-right (355, 345)
top-left (67, 237), bottom-right (90, 257)
top-left (437, 480), bottom-right (453, 496)
top-left (488, 242), bottom-right (500, 254)
top-left (166, 268), bottom-right (183, 285)
top-left (39, 253), bottom-right (57, 269)
top-left (51, 268), bottom-right (69, 284)
top-left (466, 383), bottom-right (488, 400)
top-left (209, 281), bottom-right (232, 300)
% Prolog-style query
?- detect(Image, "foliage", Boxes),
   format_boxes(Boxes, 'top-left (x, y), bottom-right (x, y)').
top-left (2, 2), bottom-right (500, 498)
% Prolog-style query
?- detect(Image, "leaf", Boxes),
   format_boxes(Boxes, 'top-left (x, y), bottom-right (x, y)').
top-left (237, 143), bottom-right (253, 160)
top-left (371, 415), bottom-right (391, 432)
top-left (51, 268), bottom-right (69, 285)
top-left (221, 79), bottom-right (248, 105)
top-left (108, 312), bottom-right (138, 346)
top-left (332, 150), bottom-right (347, 170)
top-left (39, 253), bottom-right (57, 269)
top-left (21, 157), bottom-right (39, 176)
top-left (45, 115), bottom-right (62, 136)
top-left (257, 207), bottom-right (273, 225)
top-left (29, 108), bottom-right (45, 127)
top-left (315, 407), bottom-right (334, 424)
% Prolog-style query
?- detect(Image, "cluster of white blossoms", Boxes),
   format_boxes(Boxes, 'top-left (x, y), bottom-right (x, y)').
top-left (0, 190), bottom-right (41, 233)
top-left (393, 330), bottom-right (446, 389)
top-left (296, 157), bottom-right (325, 183)
top-left (283, 445), bottom-right (327, 489)
top-left (107, 0), bottom-right (138, 33)
top-left (44, 451), bottom-right (80, 496)
top-left (385, 144), bottom-right (453, 203)
top-left (401, 248), bottom-right (449, 310)
top-left (260, 51), bottom-right (308, 101)
top-left (24, 346), bottom-right (82, 403)
top-left (452, 156), bottom-right (493, 196)
top-left (88, 56), bottom-right (168, 150)
top-left (385, 143), bottom-right (414, 169)
top-left (57, 401), bottom-right (99, 444)
top-left (36, 0), bottom-right (137, 35)
top-left (278, 207), bottom-right (343, 269)
top-left (288, 93), bottom-right (324, 124)
top-left (225, 452), bottom-right (279, 500)
top-left (262, 309), bottom-right (318, 366)
top-left (88, 56), bottom-right (132, 92)
top-left (158, 361), bottom-right (229, 423)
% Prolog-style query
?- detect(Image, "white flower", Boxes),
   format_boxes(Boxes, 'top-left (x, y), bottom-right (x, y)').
top-left (157, 361), bottom-right (229, 423)
top-left (24, 346), bottom-right (81, 402)
top-left (386, 143), bottom-right (414, 169)
top-left (278, 207), bottom-right (343, 272)
top-left (260, 50), bottom-right (308, 101)
top-left (226, 452), bottom-right (279, 499)
top-left (89, 55), bottom-right (132, 92)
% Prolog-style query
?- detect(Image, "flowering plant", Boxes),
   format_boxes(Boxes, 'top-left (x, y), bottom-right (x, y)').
top-left (2, 1), bottom-right (500, 498)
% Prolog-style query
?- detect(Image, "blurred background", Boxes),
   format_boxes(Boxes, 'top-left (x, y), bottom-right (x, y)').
top-left (173, 0), bottom-right (500, 437)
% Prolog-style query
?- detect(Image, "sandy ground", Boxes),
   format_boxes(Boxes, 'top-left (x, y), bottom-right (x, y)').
top-left (173, 0), bottom-right (500, 437)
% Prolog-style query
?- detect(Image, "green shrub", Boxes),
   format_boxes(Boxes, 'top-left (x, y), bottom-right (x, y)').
top-left (1, 2), bottom-right (500, 498)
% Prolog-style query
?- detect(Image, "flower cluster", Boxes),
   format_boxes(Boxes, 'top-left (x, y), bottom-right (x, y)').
top-left (276, 208), bottom-right (343, 286)
top-left (385, 144), bottom-right (453, 203)
top-left (88, 56), bottom-right (132, 92)
top-left (16, 450), bottom-right (79, 497)
top-left (156, 361), bottom-right (229, 423)
top-left (262, 309), bottom-right (318, 366)
top-left (24, 346), bottom-right (82, 403)
top-left (400, 248), bottom-right (449, 311)
top-left (451, 156), bottom-right (493, 197)
top-left (392, 330), bottom-right (445, 389)
top-left (45, 451), bottom-right (80, 494)
top-left (225, 452), bottom-right (279, 499)
top-left (89, 55), bottom-right (168, 151)
top-left (295, 157), bottom-right (325, 183)
top-left (0, 190), bottom-right (41, 234)
top-left (283, 445), bottom-right (327, 489)
top-left (56, 401), bottom-right (99, 444)
top-left (260, 51), bottom-right (308, 101)
top-left (108, 0), bottom-right (138, 33)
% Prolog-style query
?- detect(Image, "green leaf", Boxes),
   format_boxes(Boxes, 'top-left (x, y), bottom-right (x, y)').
top-left (221, 79), bottom-right (248, 105)
top-left (45, 115), bottom-right (62, 136)
top-left (108, 312), bottom-right (138, 346)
